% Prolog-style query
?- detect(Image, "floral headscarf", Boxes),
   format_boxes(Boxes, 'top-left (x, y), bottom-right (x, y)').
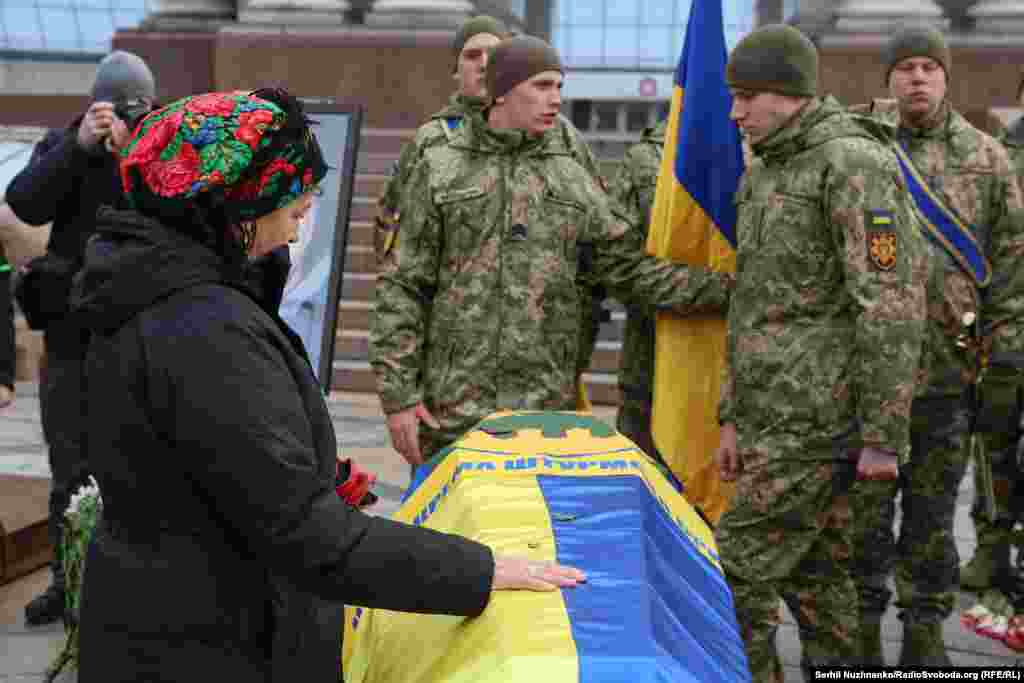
top-left (120, 90), bottom-right (327, 221)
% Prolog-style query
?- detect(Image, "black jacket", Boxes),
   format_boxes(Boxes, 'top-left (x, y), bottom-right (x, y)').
top-left (5, 121), bottom-right (123, 263)
top-left (72, 208), bottom-right (494, 682)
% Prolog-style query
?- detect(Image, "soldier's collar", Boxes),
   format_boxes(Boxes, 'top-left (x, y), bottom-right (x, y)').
top-left (456, 110), bottom-right (551, 154)
top-left (751, 97), bottom-right (822, 160)
top-left (433, 93), bottom-right (488, 121)
top-left (1006, 115), bottom-right (1024, 146)
top-left (898, 99), bottom-right (950, 139)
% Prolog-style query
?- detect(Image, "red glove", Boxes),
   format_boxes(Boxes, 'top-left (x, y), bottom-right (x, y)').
top-left (335, 459), bottom-right (378, 508)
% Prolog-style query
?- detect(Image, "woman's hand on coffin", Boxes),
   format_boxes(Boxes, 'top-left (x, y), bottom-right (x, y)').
top-left (491, 556), bottom-right (587, 592)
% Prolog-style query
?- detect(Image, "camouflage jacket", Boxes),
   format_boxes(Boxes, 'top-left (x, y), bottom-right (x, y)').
top-left (376, 94), bottom-right (488, 246)
top-left (375, 94), bottom-right (602, 261)
top-left (719, 97), bottom-right (927, 457)
top-left (374, 94), bottom-right (605, 380)
top-left (607, 121), bottom-right (667, 400)
top-left (371, 112), bottom-right (733, 458)
top-left (854, 99), bottom-right (1024, 394)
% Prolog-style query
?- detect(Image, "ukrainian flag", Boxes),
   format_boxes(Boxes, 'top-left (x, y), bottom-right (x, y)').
top-left (342, 411), bottom-right (750, 682)
top-left (645, 0), bottom-right (745, 524)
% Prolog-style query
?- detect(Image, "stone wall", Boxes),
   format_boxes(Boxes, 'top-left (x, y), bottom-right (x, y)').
top-left (819, 43), bottom-right (1024, 132)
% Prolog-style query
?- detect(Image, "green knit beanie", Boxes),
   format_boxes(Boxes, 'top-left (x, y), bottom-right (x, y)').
top-left (485, 35), bottom-right (563, 101)
top-left (884, 26), bottom-right (951, 83)
top-left (726, 24), bottom-right (818, 98)
top-left (452, 15), bottom-right (508, 73)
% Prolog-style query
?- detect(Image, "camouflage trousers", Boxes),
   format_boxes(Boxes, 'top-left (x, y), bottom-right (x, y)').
top-left (970, 430), bottom-right (1023, 557)
top-left (715, 441), bottom-right (858, 682)
top-left (851, 395), bottom-right (970, 621)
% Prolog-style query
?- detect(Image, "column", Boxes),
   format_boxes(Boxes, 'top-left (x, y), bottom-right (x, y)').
top-left (237, 0), bottom-right (351, 25)
top-left (142, 0), bottom-right (236, 29)
top-left (364, 0), bottom-right (475, 29)
top-left (787, 0), bottom-right (838, 39)
top-left (832, 0), bottom-right (949, 32)
top-left (968, 0), bottom-right (1024, 34)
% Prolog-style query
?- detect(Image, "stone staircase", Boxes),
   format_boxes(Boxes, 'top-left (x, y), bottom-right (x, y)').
top-left (331, 128), bottom-right (629, 405)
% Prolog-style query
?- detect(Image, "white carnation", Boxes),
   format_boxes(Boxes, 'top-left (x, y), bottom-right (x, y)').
top-left (65, 476), bottom-right (102, 518)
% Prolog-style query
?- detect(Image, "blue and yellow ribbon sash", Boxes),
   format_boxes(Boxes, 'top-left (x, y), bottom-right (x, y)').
top-left (893, 142), bottom-right (991, 287)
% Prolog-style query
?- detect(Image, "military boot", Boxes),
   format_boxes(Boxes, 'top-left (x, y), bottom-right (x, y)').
top-left (899, 620), bottom-right (951, 666)
top-left (961, 538), bottom-right (1011, 591)
top-left (859, 611), bottom-right (886, 666)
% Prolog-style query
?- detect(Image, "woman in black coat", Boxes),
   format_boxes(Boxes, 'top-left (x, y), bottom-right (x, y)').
top-left (70, 89), bottom-right (584, 683)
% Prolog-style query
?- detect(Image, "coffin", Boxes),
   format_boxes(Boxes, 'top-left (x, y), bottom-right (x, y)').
top-left (342, 411), bottom-right (751, 683)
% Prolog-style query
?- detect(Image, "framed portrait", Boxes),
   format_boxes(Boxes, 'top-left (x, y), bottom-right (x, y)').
top-left (279, 99), bottom-right (363, 393)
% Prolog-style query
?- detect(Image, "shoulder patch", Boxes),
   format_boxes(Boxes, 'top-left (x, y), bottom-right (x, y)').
top-left (866, 210), bottom-right (898, 271)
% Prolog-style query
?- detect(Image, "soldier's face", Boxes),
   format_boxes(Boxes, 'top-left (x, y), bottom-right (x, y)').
top-left (889, 57), bottom-right (947, 122)
top-left (456, 33), bottom-right (502, 99)
top-left (498, 71), bottom-right (563, 136)
top-left (729, 90), bottom-right (806, 145)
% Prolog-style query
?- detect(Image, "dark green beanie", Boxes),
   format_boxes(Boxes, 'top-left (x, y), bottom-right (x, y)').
top-left (726, 24), bottom-right (818, 98)
top-left (884, 26), bottom-right (951, 82)
top-left (452, 15), bottom-right (508, 72)
top-left (485, 35), bottom-right (563, 101)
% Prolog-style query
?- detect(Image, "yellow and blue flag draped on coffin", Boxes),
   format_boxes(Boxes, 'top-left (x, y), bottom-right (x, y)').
top-left (342, 411), bottom-right (750, 683)
top-left (645, 0), bottom-right (745, 525)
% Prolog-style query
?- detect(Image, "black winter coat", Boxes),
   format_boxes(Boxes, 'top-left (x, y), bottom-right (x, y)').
top-left (5, 121), bottom-right (123, 263)
top-left (71, 208), bottom-right (494, 682)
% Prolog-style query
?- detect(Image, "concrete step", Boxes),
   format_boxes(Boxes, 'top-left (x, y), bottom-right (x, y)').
top-left (331, 360), bottom-right (621, 406)
top-left (346, 221), bottom-right (373, 248)
top-left (341, 271), bottom-right (376, 301)
top-left (336, 300), bottom-right (627, 343)
top-left (337, 300), bottom-right (373, 333)
top-left (349, 196), bottom-right (376, 223)
top-left (343, 244), bottom-right (376, 275)
top-left (333, 327), bottom-right (623, 374)
top-left (357, 154), bottom-right (401, 176)
top-left (354, 174), bottom-right (389, 198)
top-left (360, 129), bottom-right (416, 156)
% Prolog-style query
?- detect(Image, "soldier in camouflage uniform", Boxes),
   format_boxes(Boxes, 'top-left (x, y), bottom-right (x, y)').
top-left (958, 72), bottom-right (1024, 594)
top-left (370, 35), bottom-right (734, 467)
top-left (607, 121), bottom-right (666, 460)
top-left (375, 16), bottom-right (607, 411)
top-left (714, 26), bottom-right (928, 680)
top-left (847, 27), bottom-right (1024, 665)
top-left (375, 14), bottom-right (508, 265)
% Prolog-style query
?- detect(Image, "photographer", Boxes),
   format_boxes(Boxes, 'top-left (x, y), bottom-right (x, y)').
top-left (5, 50), bottom-right (156, 626)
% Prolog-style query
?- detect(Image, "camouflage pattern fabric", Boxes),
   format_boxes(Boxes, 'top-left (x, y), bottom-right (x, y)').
top-left (374, 94), bottom-right (606, 397)
top-left (848, 98), bottom-right (1024, 623)
top-left (714, 97), bottom-right (928, 679)
top-left (716, 443), bottom-right (858, 680)
top-left (370, 111), bottom-right (733, 461)
top-left (852, 397), bottom-right (970, 619)
top-left (967, 117), bottom-right (1024, 556)
top-left (606, 121), bottom-right (666, 458)
top-left (375, 94), bottom-right (489, 267)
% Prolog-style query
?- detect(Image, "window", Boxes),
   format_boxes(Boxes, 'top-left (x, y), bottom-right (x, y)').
top-left (0, 0), bottom-right (155, 55)
top-left (551, 0), bottom-right (756, 69)
top-left (567, 101), bottom-right (666, 135)
top-left (626, 102), bottom-right (652, 132)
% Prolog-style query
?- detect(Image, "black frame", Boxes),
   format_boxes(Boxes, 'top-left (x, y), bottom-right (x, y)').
top-left (294, 98), bottom-right (363, 393)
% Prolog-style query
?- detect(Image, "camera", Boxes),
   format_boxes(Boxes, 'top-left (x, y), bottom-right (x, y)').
top-left (113, 99), bottom-right (152, 132)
